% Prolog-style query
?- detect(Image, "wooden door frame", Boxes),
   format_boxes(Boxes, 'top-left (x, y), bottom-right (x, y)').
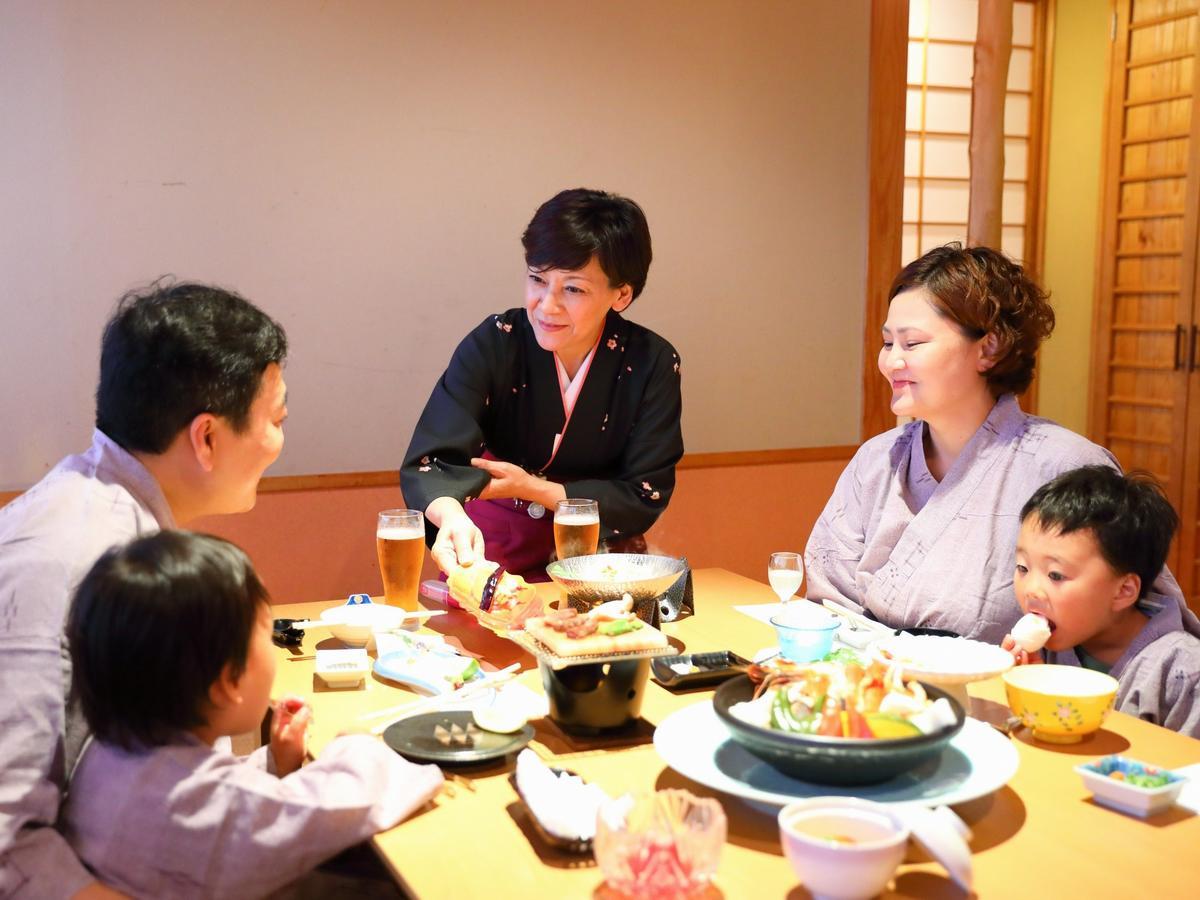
top-left (862, 0), bottom-right (909, 441)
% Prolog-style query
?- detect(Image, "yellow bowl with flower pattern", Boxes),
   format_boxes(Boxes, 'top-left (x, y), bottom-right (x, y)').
top-left (1002, 665), bottom-right (1118, 744)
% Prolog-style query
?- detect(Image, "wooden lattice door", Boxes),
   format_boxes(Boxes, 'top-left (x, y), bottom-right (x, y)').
top-left (1091, 0), bottom-right (1200, 608)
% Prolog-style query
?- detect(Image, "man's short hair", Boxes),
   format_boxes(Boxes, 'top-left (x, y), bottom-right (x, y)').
top-left (1021, 465), bottom-right (1178, 598)
top-left (96, 280), bottom-right (287, 453)
top-left (67, 531), bottom-right (269, 750)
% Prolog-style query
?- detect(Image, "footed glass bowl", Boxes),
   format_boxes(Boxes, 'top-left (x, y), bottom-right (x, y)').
top-left (594, 789), bottom-right (726, 900)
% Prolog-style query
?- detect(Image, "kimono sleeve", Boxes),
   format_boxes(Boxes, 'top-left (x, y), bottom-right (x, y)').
top-left (804, 447), bottom-right (871, 614)
top-left (1156, 640), bottom-right (1200, 739)
top-left (564, 342), bottom-right (683, 539)
top-left (0, 559), bottom-right (95, 899)
top-left (400, 319), bottom-right (499, 542)
top-left (209, 736), bottom-right (443, 898)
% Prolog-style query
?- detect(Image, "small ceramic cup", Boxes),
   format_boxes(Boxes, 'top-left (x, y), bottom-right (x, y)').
top-left (778, 797), bottom-right (909, 900)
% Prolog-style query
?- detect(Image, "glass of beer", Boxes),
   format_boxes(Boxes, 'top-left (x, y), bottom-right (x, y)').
top-left (554, 498), bottom-right (600, 560)
top-left (376, 509), bottom-right (425, 611)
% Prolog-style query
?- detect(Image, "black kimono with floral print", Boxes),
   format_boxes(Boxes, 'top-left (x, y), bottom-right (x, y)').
top-left (401, 307), bottom-right (683, 546)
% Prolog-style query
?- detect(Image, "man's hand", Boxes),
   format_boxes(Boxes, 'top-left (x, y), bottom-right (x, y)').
top-left (270, 695), bottom-right (311, 776)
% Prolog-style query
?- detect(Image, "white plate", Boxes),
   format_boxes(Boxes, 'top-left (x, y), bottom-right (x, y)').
top-left (872, 635), bottom-right (1014, 685)
top-left (653, 701), bottom-right (1019, 808)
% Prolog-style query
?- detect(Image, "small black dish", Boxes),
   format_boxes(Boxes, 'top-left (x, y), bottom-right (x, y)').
top-left (510, 768), bottom-right (594, 855)
top-left (897, 626), bottom-right (961, 639)
top-left (382, 710), bottom-right (533, 765)
top-left (712, 674), bottom-right (965, 786)
top-left (651, 651), bottom-right (750, 690)
top-left (271, 618), bottom-right (305, 647)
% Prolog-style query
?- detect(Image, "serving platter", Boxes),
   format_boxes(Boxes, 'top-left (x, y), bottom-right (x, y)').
top-left (871, 635), bottom-right (1015, 684)
top-left (653, 700), bottom-right (1019, 808)
top-left (506, 628), bottom-right (676, 671)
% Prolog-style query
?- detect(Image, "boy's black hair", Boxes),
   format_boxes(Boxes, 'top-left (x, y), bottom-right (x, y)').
top-left (521, 188), bottom-right (653, 300)
top-left (1020, 465), bottom-right (1178, 598)
top-left (67, 531), bottom-right (269, 750)
top-left (96, 279), bottom-right (288, 454)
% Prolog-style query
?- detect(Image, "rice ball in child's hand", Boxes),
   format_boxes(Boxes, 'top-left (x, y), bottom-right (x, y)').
top-left (1011, 613), bottom-right (1051, 653)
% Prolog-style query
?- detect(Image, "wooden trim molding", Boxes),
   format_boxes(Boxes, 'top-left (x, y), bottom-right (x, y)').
top-left (0, 446), bottom-right (860, 505)
top-left (862, 0), bottom-right (909, 441)
top-left (677, 446), bottom-right (857, 470)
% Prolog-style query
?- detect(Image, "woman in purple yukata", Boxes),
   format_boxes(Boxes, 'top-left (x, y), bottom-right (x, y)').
top-left (401, 189), bottom-right (684, 581)
top-left (804, 244), bottom-right (1183, 644)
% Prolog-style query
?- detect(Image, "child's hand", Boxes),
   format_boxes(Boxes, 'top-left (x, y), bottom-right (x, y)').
top-left (1000, 635), bottom-right (1043, 666)
top-left (270, 695), bottom-right (311, 777)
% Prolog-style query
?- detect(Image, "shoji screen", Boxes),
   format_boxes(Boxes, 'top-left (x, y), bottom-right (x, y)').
top-left (903, 0), bottom-right (1042, 264)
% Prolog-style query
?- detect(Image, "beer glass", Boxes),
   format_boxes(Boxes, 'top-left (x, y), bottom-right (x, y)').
top-left (768, 551), bottom-right (804, 605)
top-left (376, 509), bottom-right (425, 610)
top-left (554, 499), bottom-right (600, 560)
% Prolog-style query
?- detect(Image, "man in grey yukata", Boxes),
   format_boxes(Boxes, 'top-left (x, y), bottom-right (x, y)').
top-left (0, 282), bottom-right (288, 898)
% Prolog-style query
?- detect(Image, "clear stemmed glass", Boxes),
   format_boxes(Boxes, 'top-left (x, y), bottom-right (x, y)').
top-left (768, 552), bottom-right (805, 605)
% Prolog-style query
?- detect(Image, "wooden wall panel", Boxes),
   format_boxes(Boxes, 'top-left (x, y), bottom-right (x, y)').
top-left (1092, 0), bottom-right (1200, 604)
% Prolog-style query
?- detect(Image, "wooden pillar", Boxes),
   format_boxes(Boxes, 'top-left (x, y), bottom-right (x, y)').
top-left (967, 0), bottom-right (1013, 248)
top-left (862, 0), bottom-right (910, 440)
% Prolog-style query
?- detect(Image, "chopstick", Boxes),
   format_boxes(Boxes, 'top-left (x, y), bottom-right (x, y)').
top-left (820, 599), bottom-right (892, 635)
top-left (290, 609), bottom-right (447, 629)
top-left (363, 663), bottom-right (522, 735)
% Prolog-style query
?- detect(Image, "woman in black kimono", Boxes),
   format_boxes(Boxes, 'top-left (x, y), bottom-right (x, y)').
top-left (401, 188), bottom-right (684, 580)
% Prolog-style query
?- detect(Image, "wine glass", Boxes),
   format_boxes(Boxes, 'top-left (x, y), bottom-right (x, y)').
top-left (768, 552), bottom-right (804, 605)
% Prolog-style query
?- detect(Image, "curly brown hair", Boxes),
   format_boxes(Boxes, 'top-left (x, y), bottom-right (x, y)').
top-left (888, 244), bottom-right (1055, 396)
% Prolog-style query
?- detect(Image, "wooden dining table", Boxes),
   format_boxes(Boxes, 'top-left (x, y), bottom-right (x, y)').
top-left (272, 569), bottom-right (1200, 898)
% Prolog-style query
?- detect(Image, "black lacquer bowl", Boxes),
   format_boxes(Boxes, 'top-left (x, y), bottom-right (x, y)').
top-left (712, 675), bottom-right (965, 786)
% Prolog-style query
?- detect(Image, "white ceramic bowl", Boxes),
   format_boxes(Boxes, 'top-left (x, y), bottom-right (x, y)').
top-left (319, 603), bottom-right (408, 646)
top-left (778, 797), bottom-right (909, 900)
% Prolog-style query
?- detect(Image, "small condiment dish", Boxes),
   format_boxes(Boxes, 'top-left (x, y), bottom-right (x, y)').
top-left (1076, 755), bottom-right (1188, 817)
top-left (314, 648), bottom-right (370, 688)
top-left (778, 797), bottom-right (909, 900)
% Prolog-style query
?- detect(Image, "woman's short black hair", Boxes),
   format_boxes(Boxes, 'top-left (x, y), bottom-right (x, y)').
top-left (1020, 465), bottom-right (1178, 599)
top-left (96, 279), bottom-right (288, 454)
top-left (67, 531), bottom-right (269, 750)
top-left (521, 188), bottom-right (653, 300)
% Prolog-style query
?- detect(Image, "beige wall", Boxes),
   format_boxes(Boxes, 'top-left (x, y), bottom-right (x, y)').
top-left (189, 456), bottom-right (848, 604)
top-left (1038, 0), bottom-right (1111, 432)
top-left (0, 0), bottom-right (871, 491)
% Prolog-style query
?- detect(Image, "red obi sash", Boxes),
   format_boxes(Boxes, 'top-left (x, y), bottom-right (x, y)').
top-left (464, 496), bottom-right (553, 583)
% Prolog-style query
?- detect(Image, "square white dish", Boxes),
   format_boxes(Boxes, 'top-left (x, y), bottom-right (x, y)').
top-left (1075, 755), bottom-right (1187, 817)
top-left (315, 648), bottom-right (371, 688)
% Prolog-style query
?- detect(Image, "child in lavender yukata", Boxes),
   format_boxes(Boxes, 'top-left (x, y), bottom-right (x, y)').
top-left (1002, 466), bottom-right (1200, 737)
top-left (61, 531), bottom-right (443, 899)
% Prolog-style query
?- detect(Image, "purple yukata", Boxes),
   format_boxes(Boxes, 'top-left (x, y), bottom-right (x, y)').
top-left (62, 734), bottom-right (443, 899)
top-left (805, 395), bottom-right (1185, 644)
top-left (0, 431), bottom-right (174, 897)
